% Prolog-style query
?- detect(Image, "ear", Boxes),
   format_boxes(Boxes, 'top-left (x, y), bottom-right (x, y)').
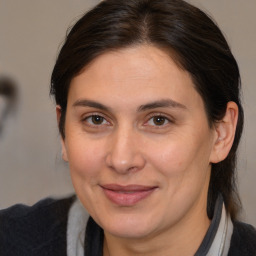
top-left (210, 101), bottom-right (238, 163)
top-left (56, 105), bottom-right (68, 162)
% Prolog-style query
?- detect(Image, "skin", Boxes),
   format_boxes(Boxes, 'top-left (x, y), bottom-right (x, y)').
top-left (58, 45), bottom-right (238, 256)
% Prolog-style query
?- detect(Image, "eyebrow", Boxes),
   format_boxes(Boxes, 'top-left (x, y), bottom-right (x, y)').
top-left (73, 99), bottom-right (110, 112)
top-left (137, 99), bottom-right (187, 112)
top-left (73, 98), bottom-right (187, 112)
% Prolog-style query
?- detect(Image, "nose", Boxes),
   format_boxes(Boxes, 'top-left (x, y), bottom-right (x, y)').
top-left (105, 127), bottom-right (146, 174)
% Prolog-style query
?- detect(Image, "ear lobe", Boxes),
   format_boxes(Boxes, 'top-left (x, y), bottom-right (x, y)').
top-left (210, 101), bottom-right (238, 163)
top-left (56, 105), bottom-right (68, 162)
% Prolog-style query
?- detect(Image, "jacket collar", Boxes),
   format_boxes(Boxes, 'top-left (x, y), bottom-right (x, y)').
top-left (195, 194), bottom-right (233, 256)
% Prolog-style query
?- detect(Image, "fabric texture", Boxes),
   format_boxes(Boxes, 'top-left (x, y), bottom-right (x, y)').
top-left (67, 198), bottom-right (89, 256)
top-left (195, 196), bottom-right (234, 256)
top-left (0, 195), bottom-right (75, 256)
top-left (0, 195), bottom-right (256, 256)
top-left (195, 194), bottom-right (224, 255)
top-left (228, 221), bottom-right (256, 256)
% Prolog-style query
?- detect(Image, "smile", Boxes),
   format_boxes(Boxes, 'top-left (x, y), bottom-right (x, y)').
top-left (100, 184), bottom-right (157, 206)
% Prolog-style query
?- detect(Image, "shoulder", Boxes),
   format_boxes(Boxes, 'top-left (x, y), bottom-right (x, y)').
top-left (228, 221), bottom-right (256, 256)
top-left (0, 195), bottom-right (76, 256)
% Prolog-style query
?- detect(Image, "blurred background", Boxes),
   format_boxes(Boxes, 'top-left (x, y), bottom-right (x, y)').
top-left (0, 0), bottom-right (255, 226)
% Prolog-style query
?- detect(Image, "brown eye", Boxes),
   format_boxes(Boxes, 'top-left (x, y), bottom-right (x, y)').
top-left (153, 116), bottom-right (167, 125)
top-left (92, 115), bottom-right (104, 124)
top-left (148, 116), bottom-right (169, 126)
top-left (85, 115), bottom-right (107, 125)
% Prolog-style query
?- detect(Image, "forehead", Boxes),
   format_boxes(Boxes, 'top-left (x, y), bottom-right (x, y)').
top-left (68, 45), bottom-right (203, 111)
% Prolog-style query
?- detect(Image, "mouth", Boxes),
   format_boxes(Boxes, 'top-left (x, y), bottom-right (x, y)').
top-left (100, 184), bottom-right (158, 206)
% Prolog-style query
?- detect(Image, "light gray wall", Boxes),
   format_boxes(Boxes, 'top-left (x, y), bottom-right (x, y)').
top-left (0, 0), bottom-right (255, 226)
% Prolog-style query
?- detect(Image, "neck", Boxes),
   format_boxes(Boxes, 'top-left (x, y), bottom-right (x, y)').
top-left (103, 199), bottom-right (210, 256)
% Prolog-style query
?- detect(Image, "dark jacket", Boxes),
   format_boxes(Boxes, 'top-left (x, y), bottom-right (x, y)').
top-left (0, 196), bottom-right (255, 256)
top-left (0, 196), bottom-right (75, 256)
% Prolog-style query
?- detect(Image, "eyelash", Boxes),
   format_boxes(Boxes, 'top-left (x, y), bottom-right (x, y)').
top-left (81, 113), bottom-right (111, 128)
top-left (145, 114), bottom-right (173, 128)
top-left (81, 113), bottom-right (173, 129)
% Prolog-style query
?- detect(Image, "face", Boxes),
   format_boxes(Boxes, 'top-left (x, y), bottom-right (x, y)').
top-left (60, 45), bottom-right (218, 240)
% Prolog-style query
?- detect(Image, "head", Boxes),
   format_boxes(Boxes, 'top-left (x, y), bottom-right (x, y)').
top-left (51, 0), bottom-right (243, 228)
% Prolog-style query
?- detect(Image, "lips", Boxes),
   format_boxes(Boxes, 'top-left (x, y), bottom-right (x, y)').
top-left (101, 184), bottom-right (157, 206)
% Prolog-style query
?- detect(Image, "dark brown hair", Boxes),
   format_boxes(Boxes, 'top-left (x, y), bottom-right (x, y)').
top-left (51, 0), bottom-right (244, 219)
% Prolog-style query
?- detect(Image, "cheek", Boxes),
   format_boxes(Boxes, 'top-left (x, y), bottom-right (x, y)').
top-left (147, 138), bottom-right (193, 173)
top-left (66, 137), bottom-right (105, 183)
top-left (147, 132), bottom-right (212, 181)
top-left (148, 135), bottom-right (212, 209)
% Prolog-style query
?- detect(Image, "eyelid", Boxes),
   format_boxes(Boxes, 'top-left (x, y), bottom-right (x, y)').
top-left (144, 112), bottom-right (174, 127)
top-left (81, 112), bottom-right (112, 126)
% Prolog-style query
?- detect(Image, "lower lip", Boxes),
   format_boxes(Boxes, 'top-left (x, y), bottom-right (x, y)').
top-left (102, 187), bottom-right (156, 206)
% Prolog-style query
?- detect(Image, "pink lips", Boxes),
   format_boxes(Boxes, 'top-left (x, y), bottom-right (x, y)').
top-left (101, 184), bottom-right (157, 206)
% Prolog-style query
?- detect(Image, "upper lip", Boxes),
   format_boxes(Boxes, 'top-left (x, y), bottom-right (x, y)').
top-left (100, 184), bottom-right (157, 192)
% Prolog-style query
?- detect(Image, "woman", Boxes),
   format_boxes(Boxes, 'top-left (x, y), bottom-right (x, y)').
top-left (1, 0), bottom-right (255, 255)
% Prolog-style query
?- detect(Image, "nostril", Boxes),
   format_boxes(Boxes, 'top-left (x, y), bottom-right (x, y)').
top-left (127, 166), bottom-right (137, 172)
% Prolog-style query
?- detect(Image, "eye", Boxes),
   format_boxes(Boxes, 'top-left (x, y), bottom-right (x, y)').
top-left (84, 115), bottom-right (108, 126)
top-left (147, 116), bottom-right (170, 126)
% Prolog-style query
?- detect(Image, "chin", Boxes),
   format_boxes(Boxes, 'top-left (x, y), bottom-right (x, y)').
top-left (100, 214), bottom-right (158, 239)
